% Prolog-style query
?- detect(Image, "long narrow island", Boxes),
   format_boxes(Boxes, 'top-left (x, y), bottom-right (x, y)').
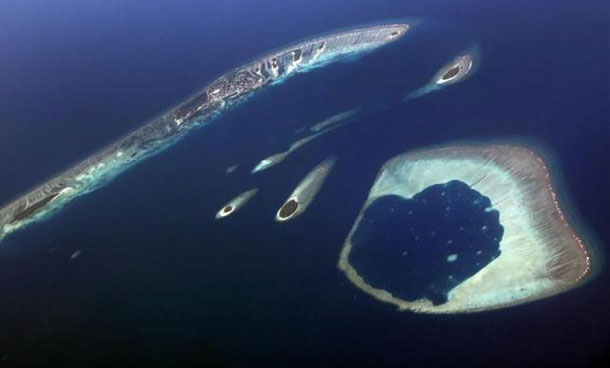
top-left (0, 23), bottom-right (410, 243)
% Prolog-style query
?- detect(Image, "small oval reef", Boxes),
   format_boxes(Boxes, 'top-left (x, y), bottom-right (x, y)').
top-left (349, 180), bottom-right (503, 305)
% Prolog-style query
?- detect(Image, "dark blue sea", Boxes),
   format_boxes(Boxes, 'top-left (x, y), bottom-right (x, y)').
top-left (0, 1), bottom-right (608, 367)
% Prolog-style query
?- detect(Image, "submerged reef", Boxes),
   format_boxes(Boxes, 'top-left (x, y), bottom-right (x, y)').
top-left (252, 122), bottom-right (348, 174)
top-left (309, 107), bottom-right (362, 132)
top-left (338, 143), bottom-right (598, 313)
top-left (405, 45), bottom-right (480, 100)
top-left (276, 157), bottom-right (337, 222)
top-left (0, 23), bottom-right (409, 244)
top-left (225, 164), bottom-right (239, 175)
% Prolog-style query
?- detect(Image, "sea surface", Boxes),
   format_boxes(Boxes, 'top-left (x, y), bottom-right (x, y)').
top-left (0, 1), bottom-right (608, 367)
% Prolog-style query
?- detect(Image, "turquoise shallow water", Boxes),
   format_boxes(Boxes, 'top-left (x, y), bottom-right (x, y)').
top-left (0, 0), bottom-right (608, 367)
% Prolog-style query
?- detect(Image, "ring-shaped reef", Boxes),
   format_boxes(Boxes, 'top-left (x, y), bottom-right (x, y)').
top-left (338, 143), bottom-right (599, 313)
top-left (0, 22), bottom-right (409, 244)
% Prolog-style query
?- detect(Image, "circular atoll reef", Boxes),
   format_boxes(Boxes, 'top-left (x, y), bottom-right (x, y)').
top-left (338, 143), bottom-right (598, 313)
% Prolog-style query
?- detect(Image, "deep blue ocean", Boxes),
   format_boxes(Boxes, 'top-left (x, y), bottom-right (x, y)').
top-left (0, 1), bottom-right (608, 367)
